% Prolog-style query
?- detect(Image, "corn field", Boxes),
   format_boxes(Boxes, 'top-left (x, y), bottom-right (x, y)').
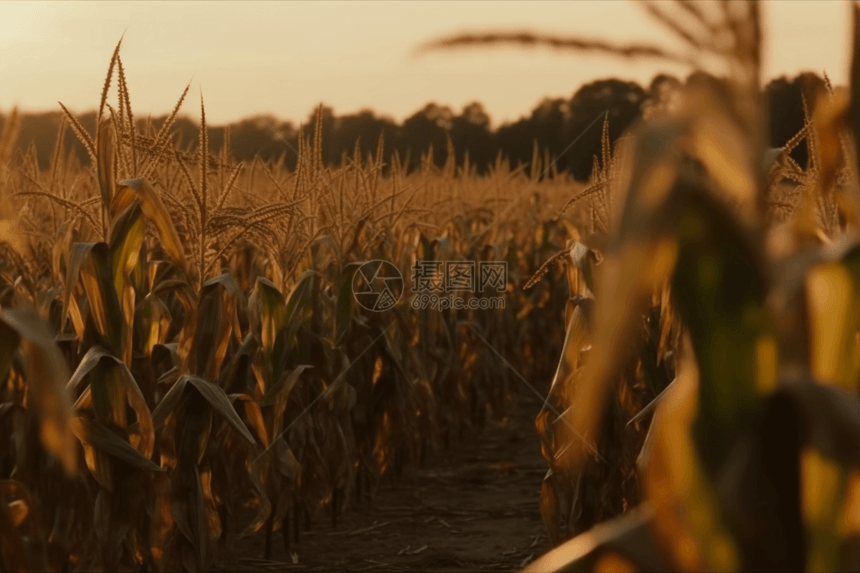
top-left (4, 1), bottom-right (860, 572)
top-left (0, 30), bottom-right (587, 570)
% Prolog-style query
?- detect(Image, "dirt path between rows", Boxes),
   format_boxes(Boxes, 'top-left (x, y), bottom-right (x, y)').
top-left (213, 391), bottom-right (553, 572)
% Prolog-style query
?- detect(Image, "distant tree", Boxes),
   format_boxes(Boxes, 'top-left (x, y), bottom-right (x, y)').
top-left (450, 102), bottom-right (494, 173)
top-left (763, 72), bottom-right (826, 169)
top-left (17, 112), bottom-right (65, 169)
top-left (168, 116), bottom-right (204, 153)
top-left (641, 74), bottom-right (682, 119)
top-left (332, 110), bottom-right (395, 165)
top-left (494, 97), bottom-right (570, 176)
top-left (564, 79), bottom-right (646, 181)
top-left (11, 72), bottom-right (824, 180)
top-left (494, 116), bottom-right (540, 174)
top-left (17, 112), bottom-right (95, 169)
top-left (765, 77), bottom-right (805, 167)
top-left (398, 103), bottom-right (455, 171)
top-left (229, 116), bottom-right (297, 166)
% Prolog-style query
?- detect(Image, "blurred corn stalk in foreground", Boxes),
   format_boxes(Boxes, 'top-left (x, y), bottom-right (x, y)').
top-left (429, 1), bottom-right (860, 571)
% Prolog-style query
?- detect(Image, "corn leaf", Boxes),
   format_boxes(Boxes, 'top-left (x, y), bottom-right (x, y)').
top-left (118, 178), bottom-right (187, 270)
top-left (0, 309), bottom-right (76, 474)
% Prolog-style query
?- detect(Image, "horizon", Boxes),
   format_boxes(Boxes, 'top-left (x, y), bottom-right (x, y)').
top-left (5, 67), bottom-right (833, 132)
top-left (0, 1), bottom-right (851, 128)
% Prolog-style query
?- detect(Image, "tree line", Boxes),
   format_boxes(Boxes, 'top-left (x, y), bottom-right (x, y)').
top-left (8, 71), bottom-right (823, 182)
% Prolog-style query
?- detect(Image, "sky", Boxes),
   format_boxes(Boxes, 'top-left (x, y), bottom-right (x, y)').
top-left (0, 1), bottom-right (852, 128)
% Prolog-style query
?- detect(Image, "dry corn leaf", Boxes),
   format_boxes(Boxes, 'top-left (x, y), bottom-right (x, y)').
top-left (67, 345), bottom-right (155, 459)
top-left (153, 375), bottom-right (256, 446)
top-left (0, 308), bottom-right (76, 474)
top-left (71, 415), bottom-right (161, 472)
top-left (118, 178), bottom-right (187, 270)
top-left (522, 505), bottom-right (666, 573)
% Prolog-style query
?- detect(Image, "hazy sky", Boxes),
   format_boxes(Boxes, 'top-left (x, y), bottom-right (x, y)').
top-left (0, 1), bottom-right (851, 127)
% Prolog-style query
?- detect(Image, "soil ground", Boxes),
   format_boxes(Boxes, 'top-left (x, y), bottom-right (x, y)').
top-left (213, 391), bottom-right (553, 572)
